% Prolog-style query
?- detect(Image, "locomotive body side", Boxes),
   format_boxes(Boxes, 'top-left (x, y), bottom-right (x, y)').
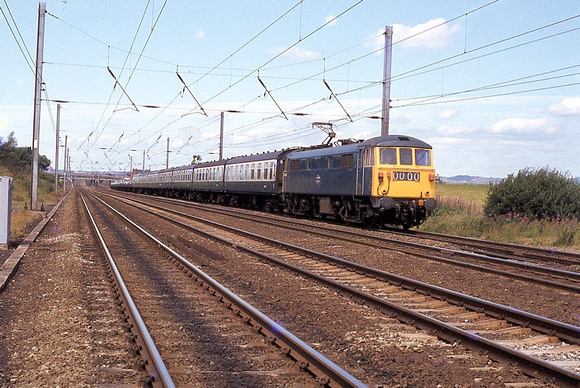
top-left (282, 135), bottom-right (436, 228)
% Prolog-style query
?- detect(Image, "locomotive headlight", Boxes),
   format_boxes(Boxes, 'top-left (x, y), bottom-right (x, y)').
top-left (429, 173), bottom-right (436, 181)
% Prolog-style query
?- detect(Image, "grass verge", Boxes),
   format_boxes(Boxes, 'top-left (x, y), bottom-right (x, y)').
top-left (1, 166), bottom-right (61, 240)
top-left (420, 183), bottom-right (579, 251)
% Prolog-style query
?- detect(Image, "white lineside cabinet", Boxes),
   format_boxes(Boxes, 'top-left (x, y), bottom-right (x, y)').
top-left (0, 176), bottom-right (13, 246)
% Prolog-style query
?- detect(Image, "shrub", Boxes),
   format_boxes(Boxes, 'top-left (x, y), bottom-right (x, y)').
top-left (484, 167), bottom-right (580, 221)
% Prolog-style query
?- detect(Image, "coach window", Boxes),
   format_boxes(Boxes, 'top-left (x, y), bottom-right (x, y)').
top-left (415, 149), bottom-right (431, 166)
top-left (379, 148), bottom-right (397, 165)
top-left (400, 148), bottom-right (413, 165)
top-left (250, 163), bottom-right (255, 180)
top-left (245, 164), bottom-right (249, 180)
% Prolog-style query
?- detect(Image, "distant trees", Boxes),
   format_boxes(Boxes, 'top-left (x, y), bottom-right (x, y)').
top-left (484, 167), bottom-right (580, 221)
top-left (0, 132), bottom-right (51, 172)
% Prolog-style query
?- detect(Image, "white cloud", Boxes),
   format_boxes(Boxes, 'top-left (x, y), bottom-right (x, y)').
top-left (548, 97), bottom-right (580, 116)
top-left (269, 46), bottom-right (321, 60)
top-left (488, 117), bottom-right (559, 134)
top-left (437, 109), bottom-right (457, 120)
top-left (194, 31), bottom-right (205, 38)
top-left (429, 136), bottom-right (469, 146)
top-left (437, 124), bottom-right (476, 135)
top-left (325, 14), bottom-right (337, 26)
top-left (366, 19), bottom-right (458, 53)
top-left (394, 18), bottom-right (459, 49)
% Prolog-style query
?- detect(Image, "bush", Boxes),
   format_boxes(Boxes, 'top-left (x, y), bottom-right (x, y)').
top-left (484, 167), bottom-right (580, 221)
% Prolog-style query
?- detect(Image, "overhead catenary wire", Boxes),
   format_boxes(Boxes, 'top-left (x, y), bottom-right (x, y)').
top-left (111, 0), bottom-right (364, 158)
top-left (39, 1), bottom-right (578, 172)
top-left (86, 0), bottom-right (169, 157)
top-left (1, 1), bottom-right (35, 75)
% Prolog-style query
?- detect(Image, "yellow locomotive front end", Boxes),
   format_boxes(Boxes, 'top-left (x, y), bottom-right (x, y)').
top-left (364, 142), bottom-right (436, 228)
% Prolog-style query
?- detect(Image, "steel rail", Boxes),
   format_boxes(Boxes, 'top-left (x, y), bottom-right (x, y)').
top-left (106, 191), bottom-right (580, 292)
top-left (89, 192), bottom-right (366, 388)
top-left (107, 189), bottom-right (580, 265)
top-left (399, 229), bottom-right (580, 265)
top-left (101, 193), bottom-right (580, 387)
top-left (80, 193), bottom-right (175, 388)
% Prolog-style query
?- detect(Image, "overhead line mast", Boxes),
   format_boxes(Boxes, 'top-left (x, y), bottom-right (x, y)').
top-left (381, 25), bottom-right (393, 137)
top-left (30, 2), bottom-right (46, 210)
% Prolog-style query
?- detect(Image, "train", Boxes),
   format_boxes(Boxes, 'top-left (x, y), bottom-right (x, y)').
top-left (111, 135), bottom-right (437, 229)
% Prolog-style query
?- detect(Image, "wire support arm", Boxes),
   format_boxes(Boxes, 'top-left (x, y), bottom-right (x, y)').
top-left (176, 68), bottom-right (208, 117)
top-left (323, 79), bottom-right (353, 122)
top-left (258, 75), bottom-right (288, 120)
top-left (107, 66), bottom-right (139, 112)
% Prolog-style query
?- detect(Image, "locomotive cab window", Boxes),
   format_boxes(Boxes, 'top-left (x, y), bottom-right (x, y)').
top-left (415, 149), bottom-right (431, 166)
top-left (379, 147), bottom-right (397, 165)
top-left (400, 148), bottom-right (413, 165)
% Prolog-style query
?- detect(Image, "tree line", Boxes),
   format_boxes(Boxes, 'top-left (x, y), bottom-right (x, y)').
top-left (0, 132), bottom-right (51, 172)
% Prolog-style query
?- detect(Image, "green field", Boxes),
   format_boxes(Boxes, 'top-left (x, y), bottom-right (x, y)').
top-left (421, 183), bottom-right (579, 251)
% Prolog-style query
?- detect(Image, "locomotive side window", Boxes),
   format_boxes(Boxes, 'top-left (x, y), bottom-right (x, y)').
top-left (400, 148), bottom-right (413, 165)
top-left (364, 148), bottom-right (375, 166)
top-left (291, 159), bottom-right (300, 171)
top-left (379, 148), bottom-right (397, 165)
top-left (415, 149), bottom-right (431, 166)
top-left (341, 154), bottom-right (354, 168)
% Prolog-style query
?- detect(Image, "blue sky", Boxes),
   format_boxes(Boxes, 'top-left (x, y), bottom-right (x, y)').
top-left (1, 0), bottom-right (579, 178)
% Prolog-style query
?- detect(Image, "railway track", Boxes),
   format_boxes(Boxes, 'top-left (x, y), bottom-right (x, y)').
top-left (389, 228), bottom-right (580, 268)
top-left (81, 190), bottom-right (365, 387)
top-left (106, 191), bottom-right (580, 293)
top-left (100, 190), bottom-right (580, 387)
